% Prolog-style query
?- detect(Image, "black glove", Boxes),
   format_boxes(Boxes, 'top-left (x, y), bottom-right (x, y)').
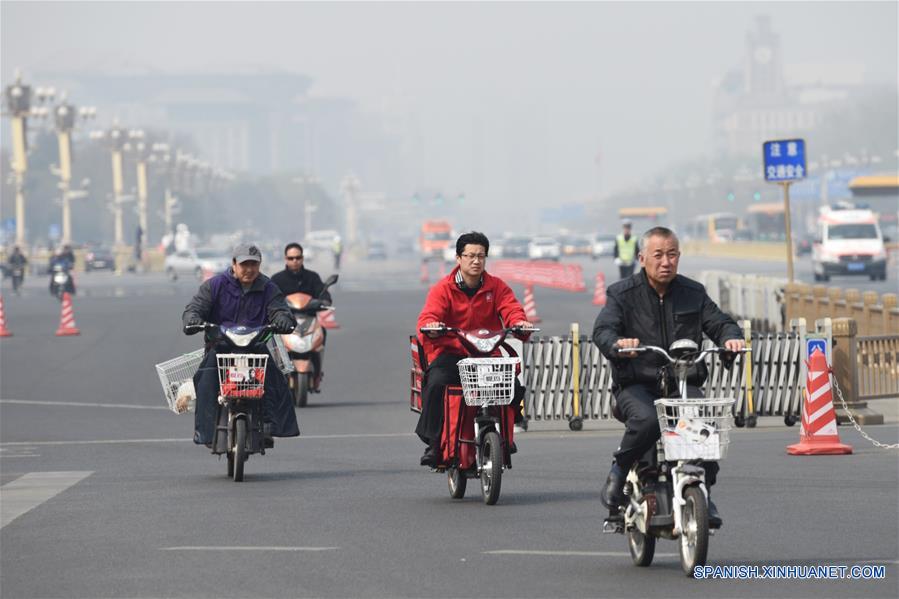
top-left (272, 312), bottom-right (296, 334)
top-left (183, 316), bottom-right (204, 335)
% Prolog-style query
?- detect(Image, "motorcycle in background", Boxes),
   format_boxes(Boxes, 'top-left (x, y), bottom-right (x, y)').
top-left (49, 263), bottom-right (75, 299)
top-left (281, 274), bottom-right (338, 407)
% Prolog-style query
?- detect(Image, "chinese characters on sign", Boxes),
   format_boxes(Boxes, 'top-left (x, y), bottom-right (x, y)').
top-left (763, 139), bottom-right (807, 182)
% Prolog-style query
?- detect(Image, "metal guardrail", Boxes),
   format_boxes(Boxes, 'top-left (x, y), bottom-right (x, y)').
top-left (521, 326), bottom-right (804, 426)
top-left (857, 335), bottom-right (899, 400)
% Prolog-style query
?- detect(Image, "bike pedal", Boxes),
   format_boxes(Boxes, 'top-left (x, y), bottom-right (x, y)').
top-left (601, 520), bottom-right (623, 534)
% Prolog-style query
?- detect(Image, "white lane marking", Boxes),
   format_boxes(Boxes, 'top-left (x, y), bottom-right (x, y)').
top-left (162, 546), bottom-right (339, 552)
top-left (1, 471), bottom-right (93, 529)
top-left (0, 432), bottom-right (415, 447)
top-left (1, 399), bottom-right (167, 411)
top-left (485, 550), bottom-right (678, 557)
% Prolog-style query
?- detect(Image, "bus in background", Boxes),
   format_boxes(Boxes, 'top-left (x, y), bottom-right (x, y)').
top-left (849, 174), bottom-right (899, 247)
top-left (745, 203), bottom-right (787, 241)
top-left (419, 220), bottom-right (453, 262)
top-left (684, 212), bottom-right (741, 243)
top-left (617, 206), bottom-right (668, 233)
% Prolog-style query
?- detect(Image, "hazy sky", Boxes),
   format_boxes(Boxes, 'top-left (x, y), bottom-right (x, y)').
top-left (2, 1), bottom-right (897, 214)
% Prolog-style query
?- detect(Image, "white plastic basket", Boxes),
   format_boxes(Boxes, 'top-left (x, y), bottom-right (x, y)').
top-left (155, 349), bottom-right (206, 413)
top-left (266, 335), bottom-right (295, 375)
top-left (457, 357), bottom-right (520, 407)
top-left (216, 353), bottom-right (268, 400)
top-left (654, 397), bottom-right (735, 461)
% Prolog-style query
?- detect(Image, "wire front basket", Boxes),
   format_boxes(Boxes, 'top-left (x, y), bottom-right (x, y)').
top-left (155, 349), bottom-right (205, 413)
top-left (266, 334), bottom-right (295, 375)
top-left (654, 397), bottom-right (735, 461)
top-left (217, 354), bottom-right (268, 400)
top-left (457, 357), bottom-right (520, 407)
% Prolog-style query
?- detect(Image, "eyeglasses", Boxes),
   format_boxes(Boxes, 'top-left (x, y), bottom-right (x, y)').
top-left (460, 253), bottom-right (487, 261)
top-left (286, 256), bottom-right (304, 261)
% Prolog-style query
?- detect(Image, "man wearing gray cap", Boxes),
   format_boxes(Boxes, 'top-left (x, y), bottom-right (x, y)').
top-left (182, 243), bottom-right (300, 447)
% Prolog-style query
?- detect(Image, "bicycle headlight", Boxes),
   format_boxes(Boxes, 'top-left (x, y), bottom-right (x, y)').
top-left (467, 333), bottom-right (501, 353)
top-left (284, 333), bottom-right (314, 353)
top-left (225, 331), bottom-right (257, 347)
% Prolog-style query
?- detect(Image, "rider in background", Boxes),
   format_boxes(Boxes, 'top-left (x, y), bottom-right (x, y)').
top-left (614, 220), bottom-right (639, 280)
top-left (593, 226), bottom-right (744, 527)
top-left (271, 243), bottom-right (333, 303)
top-left (182, 243), bottom-right (299, 448)
top-left (416, 231), bottom-right (534, 467)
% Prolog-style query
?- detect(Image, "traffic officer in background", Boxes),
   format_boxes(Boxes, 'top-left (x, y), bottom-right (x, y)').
top-left (614, 220), bottom-right (639, 279)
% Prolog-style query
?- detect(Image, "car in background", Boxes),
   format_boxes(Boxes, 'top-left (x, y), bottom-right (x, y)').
top-left (395, 235), bottom-right (416, 255)
top-left (591, 234), bottom-right (616, 259)
top-left (528, 236), bottom-right (561, 260)
top-left (559, 234), bottom-right (592, 256)
top-left (502, 236), bottom-right (531, 259)
top-left (84, 247), bottom-right (116, 272)
top-left (366, 240), bottom-right (388, 260)
top-left (164, 248), bottom-right (230, 281)
top-left (303, 229), bottom-right (341, 262)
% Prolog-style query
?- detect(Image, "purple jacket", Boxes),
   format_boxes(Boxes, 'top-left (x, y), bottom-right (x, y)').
top-left (182, 269), bottom-right (293, 329)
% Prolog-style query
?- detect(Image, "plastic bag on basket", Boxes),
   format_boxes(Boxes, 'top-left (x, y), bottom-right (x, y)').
top-left (173, 381), bottom-right (196, 414)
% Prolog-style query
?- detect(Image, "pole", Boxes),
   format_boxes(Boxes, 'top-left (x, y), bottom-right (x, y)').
top-left (58, 129), bottom-right (73, 243)
top-left (112, 149), bottom-right (124, 247)
top-left (782, 182), bottom-right (795, 283)
top-left (164, 188), bottom-right (174, 238)
top-left (11, 116), bottom-right (28, 245)
top-left (137, 159), bottom-right (148, 241)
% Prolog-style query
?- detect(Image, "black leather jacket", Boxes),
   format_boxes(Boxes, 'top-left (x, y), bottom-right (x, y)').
top-left (592, 271), bottom-right (742, 388)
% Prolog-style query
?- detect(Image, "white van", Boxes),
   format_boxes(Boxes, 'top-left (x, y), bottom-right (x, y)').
top-left (812, 205), bottom-right (887, 282)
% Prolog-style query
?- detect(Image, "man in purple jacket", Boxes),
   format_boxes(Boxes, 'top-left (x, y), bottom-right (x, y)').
top-left (182, 243), bottom-right (299, 447)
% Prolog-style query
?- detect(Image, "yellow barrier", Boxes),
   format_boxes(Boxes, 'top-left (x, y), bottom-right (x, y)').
top-left (682, 241), bottom-right (788, 262)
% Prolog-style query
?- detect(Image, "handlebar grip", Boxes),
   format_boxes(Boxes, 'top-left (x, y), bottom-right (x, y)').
top-left (183, 323), bottom-right (208, 335)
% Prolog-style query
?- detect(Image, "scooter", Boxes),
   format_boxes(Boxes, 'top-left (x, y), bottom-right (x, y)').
top-left (602, 340), bottom-right (747, 576)
top-left (281, 274), bottom-right (338, 407)
top-left (185, 322), bottom-right (277, 482)
top-left (9, 266), bottom-right (24, 295)
top-left (418, 324), bottom-right (537, 505)
top-left (49, 263), bottom-right (75, 299)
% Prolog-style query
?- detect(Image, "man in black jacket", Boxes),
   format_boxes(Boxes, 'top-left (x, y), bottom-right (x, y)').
top-left (270, 243), bottom-right (332, 303)
top-left (593, 226), bottom-right (744, 527)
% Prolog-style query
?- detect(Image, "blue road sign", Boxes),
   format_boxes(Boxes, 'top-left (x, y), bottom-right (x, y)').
top-left (763, 139), bottom-right (807, 182)
top-left (807, 338), bottom-right (827, 357)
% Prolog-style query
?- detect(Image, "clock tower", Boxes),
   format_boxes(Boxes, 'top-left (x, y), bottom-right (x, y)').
top-left (745, 15), bottom-right (784, 97)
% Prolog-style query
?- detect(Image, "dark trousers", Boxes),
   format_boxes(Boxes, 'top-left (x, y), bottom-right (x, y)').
top-left (192, 348), bottom-right (300, 445)
top-left (416, 354), bottom-right (465, 445)
top-left (618, 263), bottom-right (636, 280)
top-left (614, 383), bottom-right (719, 486)
top-left (415, 353), bottom-right (524, 446)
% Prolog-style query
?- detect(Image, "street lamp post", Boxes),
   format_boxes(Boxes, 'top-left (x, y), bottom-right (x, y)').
top-left (90, 123), bottom-right (131, 247)
top-left (3, 71), bottom-right (54, 246)
top-left (293, 174), bottom-right (320, 237)
top-left (51, 94), bottom-right (96, 244)
top-left (123, 129), bottom-right (150, 246)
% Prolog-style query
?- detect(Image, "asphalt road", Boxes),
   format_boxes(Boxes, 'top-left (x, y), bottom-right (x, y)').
top-left (1, 260), bottom-right (897, 598)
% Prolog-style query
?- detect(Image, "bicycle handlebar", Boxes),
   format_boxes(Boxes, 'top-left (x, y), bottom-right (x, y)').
top-left (614, 345), bottom-right (749, 364)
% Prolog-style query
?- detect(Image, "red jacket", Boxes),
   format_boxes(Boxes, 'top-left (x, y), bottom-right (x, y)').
top-left (417, 266), bottom-right (528, 364)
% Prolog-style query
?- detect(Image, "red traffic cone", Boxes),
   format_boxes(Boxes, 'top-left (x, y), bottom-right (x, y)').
top-left (55, 292), bottom-right (81, 337)
top-left (592, 272), bottom-right (607, 306)
top-left (420, 261), bottom-right (429, 284)
top-left (787, 348), bottom-right (852, 455)
top-left (523, 284), bottom-right (541, 323)
top-left (317, 308), bottom-right (341, 330)
top-left (0, 293), bottom-right (12, 337)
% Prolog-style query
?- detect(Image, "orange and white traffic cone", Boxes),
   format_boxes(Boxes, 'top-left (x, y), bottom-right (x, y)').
top-left (318, 308), bottom-right (341, 330)
top-left (420, 261), bottom-right (429, 284)
top-left (55, 292), bottom-right (81, 337)
top-left (523, 284), bottom-right (541, 323)
top-left (787, 348), bottom-right (852, 455)
top-left (0, 293), bottom-right (12, 337)
top-left (592, 272), bottom-right (607, 306)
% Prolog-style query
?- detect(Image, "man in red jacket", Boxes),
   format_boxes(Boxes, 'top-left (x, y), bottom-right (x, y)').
top-left (416, 231), bottom-right (534, 466)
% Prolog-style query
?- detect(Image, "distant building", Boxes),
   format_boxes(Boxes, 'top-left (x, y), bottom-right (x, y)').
top-left (712, 15), bottom-right (871, 157)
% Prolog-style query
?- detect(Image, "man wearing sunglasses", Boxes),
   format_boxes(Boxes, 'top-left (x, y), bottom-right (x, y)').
top-left (416, 231), bottom-right (535, 467)
top-left (271, 243), bottom-right (333, 304)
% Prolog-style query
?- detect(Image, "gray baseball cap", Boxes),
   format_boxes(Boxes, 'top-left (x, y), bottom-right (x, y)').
top-left (232, 243), bottom-right (262, 263)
